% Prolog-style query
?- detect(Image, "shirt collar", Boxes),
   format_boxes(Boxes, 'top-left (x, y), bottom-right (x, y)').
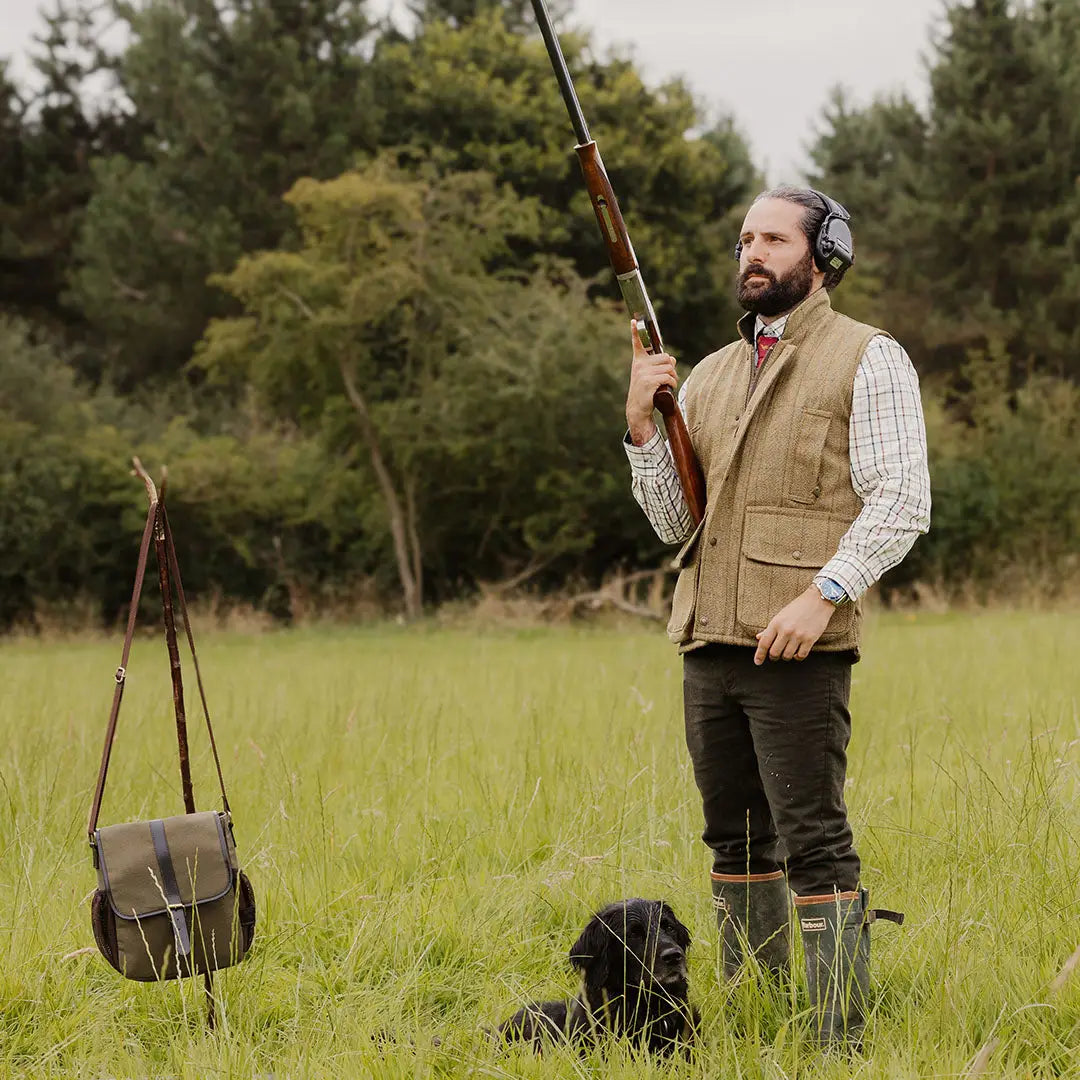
top-left (755, 314), bottom-right (788, 340)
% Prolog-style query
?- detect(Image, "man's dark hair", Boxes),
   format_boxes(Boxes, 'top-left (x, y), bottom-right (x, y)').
top-left (752, 185), bottom-right (851, 291)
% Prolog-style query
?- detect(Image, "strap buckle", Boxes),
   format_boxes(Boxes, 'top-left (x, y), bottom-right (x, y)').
top-left (115, 666), bottom-right (126, 685)
top-left (859, 887), bottom-right (904, 926)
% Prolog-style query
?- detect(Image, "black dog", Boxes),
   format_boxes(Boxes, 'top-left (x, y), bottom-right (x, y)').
top-left (499, 898), bottom-right (699, 1055)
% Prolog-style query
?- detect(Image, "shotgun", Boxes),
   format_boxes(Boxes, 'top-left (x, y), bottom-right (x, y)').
top-left (529, 0), bottom-right (707, 525)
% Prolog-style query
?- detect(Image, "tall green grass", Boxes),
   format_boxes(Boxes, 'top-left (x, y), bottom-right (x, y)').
top-left (0, 612), bottom-right (1078, 1077)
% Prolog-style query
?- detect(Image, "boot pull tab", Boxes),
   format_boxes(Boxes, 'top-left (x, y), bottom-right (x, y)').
top-left (858, 888), bottom-right (904, 926)
top-left (866, 908), bottom-right (904, 926)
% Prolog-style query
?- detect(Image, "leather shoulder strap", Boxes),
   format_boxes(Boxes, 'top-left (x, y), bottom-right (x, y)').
top-left (87, 498), bottom-right (158, 842)
top-left (88, 472), bottom-right (233, 848)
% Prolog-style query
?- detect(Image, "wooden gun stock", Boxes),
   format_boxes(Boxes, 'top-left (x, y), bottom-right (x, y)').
top-left (652, 388), bottom-right (707, 525)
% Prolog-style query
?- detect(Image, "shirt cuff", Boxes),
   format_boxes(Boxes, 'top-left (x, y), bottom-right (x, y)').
top-left (622, 427), bottom-right (669, 472)
top-left (814, 553), bottom-right (877, 603)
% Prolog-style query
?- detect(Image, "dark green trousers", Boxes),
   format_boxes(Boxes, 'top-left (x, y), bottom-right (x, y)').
top-left (683, 643), bottom-right (859, 897)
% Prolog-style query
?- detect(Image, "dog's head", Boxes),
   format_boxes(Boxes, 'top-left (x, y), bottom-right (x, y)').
top-left (569, 899), bottom-right (691, 997)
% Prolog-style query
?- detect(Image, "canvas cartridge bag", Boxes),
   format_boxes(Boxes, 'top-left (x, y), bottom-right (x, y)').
top-left (88, 466), bottom-right (255, 991)
top-left (91, 809), bottom-right (255, 981)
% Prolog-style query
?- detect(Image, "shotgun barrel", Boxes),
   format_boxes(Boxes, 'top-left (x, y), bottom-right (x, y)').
top-left (529, 0), bottom-right (707, 525)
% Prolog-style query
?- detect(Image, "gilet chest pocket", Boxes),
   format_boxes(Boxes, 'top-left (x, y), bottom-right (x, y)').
top-left (784, 408), bottom-right (832, 505)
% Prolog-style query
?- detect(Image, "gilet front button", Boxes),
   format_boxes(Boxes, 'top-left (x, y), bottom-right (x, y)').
top-left (709, 537), bottom-right (718, 547)
top-left (792, 550), bottom-right (803, 560)
top-left (699, 616), bottom-right (709, 626)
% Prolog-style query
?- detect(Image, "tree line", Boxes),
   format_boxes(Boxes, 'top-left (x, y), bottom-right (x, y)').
top-left (1, 0), bottom-right (1076, 630)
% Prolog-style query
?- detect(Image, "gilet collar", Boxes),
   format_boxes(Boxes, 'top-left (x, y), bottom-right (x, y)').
top-left (736, 286), bottom-right (833, 345)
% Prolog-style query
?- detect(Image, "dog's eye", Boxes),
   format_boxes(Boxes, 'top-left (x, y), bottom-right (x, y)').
top-left (661, 910), bottom-right (683, 930)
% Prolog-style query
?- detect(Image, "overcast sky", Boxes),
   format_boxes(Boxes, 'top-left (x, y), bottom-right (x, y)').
top-left (0, 0), bottom-right (946, 180)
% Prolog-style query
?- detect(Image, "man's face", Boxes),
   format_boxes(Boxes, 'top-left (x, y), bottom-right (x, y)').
top-left (735, 198), bottom-right (825, 317)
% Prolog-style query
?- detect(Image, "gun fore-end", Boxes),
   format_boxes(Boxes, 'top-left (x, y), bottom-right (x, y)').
top-left (575, 142), bottom-right (638, 277)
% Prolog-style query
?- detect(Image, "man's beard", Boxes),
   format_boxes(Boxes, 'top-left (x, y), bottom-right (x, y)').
top-left (736, 250), bottom-right (815, 316)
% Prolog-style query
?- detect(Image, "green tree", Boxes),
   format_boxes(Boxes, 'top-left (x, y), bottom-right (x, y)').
top-left (68, 0), bottom-right (380, 386)
top-left (407, 0), bottom-right (538, 30)
top-left (0, 316), bottom-right (133, 629)
top-left (919, 0), bottom-right (1050, 366)
top-left (809, 0), bottom-right (1080, 382)
top-left (894, 349), bottom-right (1080, 595)
top-left (0, 64), bottom-right (29, 314)
top-left (196, 157), bottom-right (641, 616)
top-left (372, 7), bottom-right (756, 365)
top-left (196, 159), bottom-right (530, 617)
top-left (0, 4), bottom-right (138, 348)
top-left (807, 89), bottom-right (928, 338)
top-left (0, 310), bottom-right (375, 628)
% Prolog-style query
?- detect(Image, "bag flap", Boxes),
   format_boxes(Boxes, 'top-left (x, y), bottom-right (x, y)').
top-left (95, 810), bottom-right (234, 920)
top-left (742, 507), bottom-right (851, 568)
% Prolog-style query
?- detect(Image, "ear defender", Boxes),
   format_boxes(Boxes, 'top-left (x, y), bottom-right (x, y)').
top-left (809, 188), bottom-right (855, 272)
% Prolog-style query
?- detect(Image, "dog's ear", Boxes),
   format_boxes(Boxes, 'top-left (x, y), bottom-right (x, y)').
top-left (661, 901), bottom-right (692, 951)
top-left (569, 912), bottom-right (612, 984)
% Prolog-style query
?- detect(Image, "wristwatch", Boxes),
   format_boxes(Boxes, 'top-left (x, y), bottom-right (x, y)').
top-left (815, 577), bottom-right (850, 607)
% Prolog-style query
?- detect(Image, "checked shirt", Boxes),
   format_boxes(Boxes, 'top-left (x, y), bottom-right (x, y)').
top-left (624, 312), bottom-right (932, 602)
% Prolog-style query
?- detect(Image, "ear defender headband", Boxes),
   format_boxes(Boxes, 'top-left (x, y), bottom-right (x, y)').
top-left (733, 189), bottom-right (855, 273)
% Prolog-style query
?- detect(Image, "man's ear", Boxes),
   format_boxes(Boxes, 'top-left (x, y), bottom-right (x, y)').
top-left (570, 912), bottom-right (611, 984)
top-left (662, 901), bottom-right (692, 952)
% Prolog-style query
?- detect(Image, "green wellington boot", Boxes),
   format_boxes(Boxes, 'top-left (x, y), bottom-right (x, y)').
top-left (795, 888), bottom-right (904, 1047)
top-left (711, 870), bottom-right (792, 981)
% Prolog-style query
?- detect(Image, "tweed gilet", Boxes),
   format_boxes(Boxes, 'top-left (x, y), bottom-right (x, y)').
top-left (667, 288), bottom-right (885, 653)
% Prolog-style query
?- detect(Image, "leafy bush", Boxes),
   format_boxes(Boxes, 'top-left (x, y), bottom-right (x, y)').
top-left (888, 350), bottom-right (1080, 598)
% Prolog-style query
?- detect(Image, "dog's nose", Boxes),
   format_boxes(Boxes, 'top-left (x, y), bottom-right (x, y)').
top-left (659, 946), bottom-right (683, 966)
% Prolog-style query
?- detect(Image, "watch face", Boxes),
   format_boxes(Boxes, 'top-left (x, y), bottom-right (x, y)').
top-left (820, 580), bottom-right (846, 603)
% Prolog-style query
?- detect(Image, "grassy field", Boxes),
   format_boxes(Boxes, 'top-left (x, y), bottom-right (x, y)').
top-left (0, 611), bottom-right (1078, 1078)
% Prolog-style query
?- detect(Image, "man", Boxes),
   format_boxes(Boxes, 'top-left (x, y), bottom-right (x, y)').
top-left (623, 186), bottom-right (930, 1046)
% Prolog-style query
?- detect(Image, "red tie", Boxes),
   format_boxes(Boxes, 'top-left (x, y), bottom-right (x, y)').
top-left (756, 334), bottom-right (778, 368)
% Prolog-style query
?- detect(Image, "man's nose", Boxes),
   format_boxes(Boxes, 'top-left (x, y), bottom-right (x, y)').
top-left (742, 237), bottom-right (769, 264)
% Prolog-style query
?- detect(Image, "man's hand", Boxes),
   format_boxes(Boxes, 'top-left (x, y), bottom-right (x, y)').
top-left (626, 319), bottom-right (677, 446)
top-left (753, 584), bottom-right (837, 665)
